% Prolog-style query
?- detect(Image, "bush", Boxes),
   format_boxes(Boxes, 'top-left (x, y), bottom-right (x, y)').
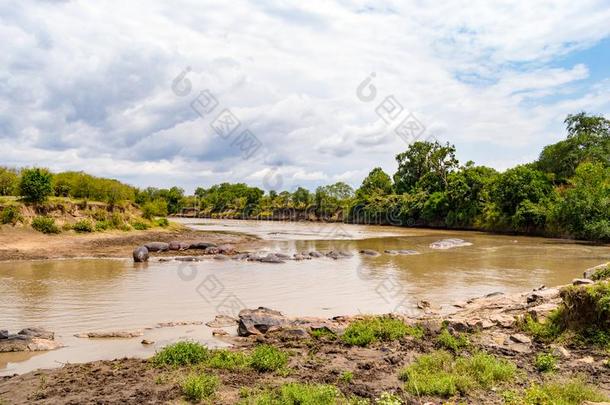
top-left (181, 373), bottom-right (219, 402)
top-left (20, 168), bottom-right (53, 203)
top-left (206, 349), bottom-right (249, 370)
top-left (31, 216), bottom-right (60, 234)
top-left (342, 316), bottom-right (423, 347)
top-left (248, 344), bottom-right (288, 372)
top-left (142, 199), bottom-right (168, 220)
top-left (310, 328), bottom-right (337, 340)
top-left (239, 383), bottom-right (342, 405)
top-left (591, 265), bottom-right (610, 281)
top-left (151, 341), bottom-right (209, 367)
top-left (520, 377), bottom-right (607, 405)
top-left (1, 206), bottom-right (22, 225)
top-left (436, 329), bottom-right (469, 352)
top-left (72, 219), bottom-right (93, 233)
top-left (131, 220), bottom-right (150, 230)
top-left (399, 350), bottom-right (516, 397)
top-left (517, 312), bottom-right (563, 343)
top-left (534, 352), bottom-right (557, 373)
top-left (95, 220), bottom-right (111, 231)
top-left (339, 371), bottom-right (353, 383)
top-left (154, 217), bottom-right (170, 227)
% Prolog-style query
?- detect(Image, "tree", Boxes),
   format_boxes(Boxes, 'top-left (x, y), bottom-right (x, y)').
top-left (537, 112), bottom-right (610, 182)
top-left (356, 168), bottom-right (393, 199)
top-left (0, 167), bottom-right (18, 196)
top-left (292, 187), bottom-right (311, 209)
top-left (394, 141), bottom-right (459, 194)
top-left (19, 168), bottom-right (53, 203)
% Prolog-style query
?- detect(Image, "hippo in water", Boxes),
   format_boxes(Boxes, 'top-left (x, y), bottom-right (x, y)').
top-left (133, 246), bottom-right (149, 262)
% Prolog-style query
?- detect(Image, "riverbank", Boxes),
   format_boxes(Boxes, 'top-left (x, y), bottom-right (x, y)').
top-left (0, 224), bottom-right (259, 261)
top-left (2, 269), bottom-right (610, 404)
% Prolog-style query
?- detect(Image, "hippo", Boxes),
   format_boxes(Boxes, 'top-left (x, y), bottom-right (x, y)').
top-left (144, 242), bottom-right (170, 252)
top-left (133, 246), bottom-right (149, 262)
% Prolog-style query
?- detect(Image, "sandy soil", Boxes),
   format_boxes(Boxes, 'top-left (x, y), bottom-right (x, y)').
top-left (0, 225), bottom-right (259, 261)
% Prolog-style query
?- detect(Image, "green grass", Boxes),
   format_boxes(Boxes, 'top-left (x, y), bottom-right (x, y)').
top-left (249, 344), bottom-right (288, 372)
top-left (534, 352), bottom-right (557, 373)
top-left (375, 392), bottom-right (403, 405)
top-left (342, 316), bottom-right (423, 347)
top-left (72, 219), bottom-right (93, 233)
top-left (339, 371), bottom-right (353, 383)
top-left (151, 341), bottom-right (209, 367)
top-left (399, 350), bottom-right (516, 397)
top-left (0, 205), bottom-right (22, 225)
top-left (436, 329), bottom-right (469, 352)
top-left (310, 328), bottom-right (337, 340)
top-left (238, 383), bottom-right (344, 404)
top-left (591, 265), bottom-right (610, 281)
top-left (513, 378), bottom-right (608, 405)
top-left (206, 349), bottom-right (250, 370)
top-left (517, 312), bottom-right (563, 343)
top-left (31, 216), bottom-right (60, 234)
top-left (181, 373), bottom-right (219, 402)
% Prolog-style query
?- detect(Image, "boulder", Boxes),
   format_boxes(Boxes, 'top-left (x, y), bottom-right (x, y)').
top-left (190, 242), bottom-right (217, 250)
top-left (583, 262), bottom-right (610, 279)
top-left (397, 249), bottom-right (419, 255)
top-left (238, 307), bottom-right (288, 336)
top-left (206, 315), bottom-right (238, 328)
top-left (0, 330), bottom-right (8, 339)
top-left (0, 328), bottom-right (60, 353)
top-left (18, 327), bottom-right (54, 340)
top-left (133, 246), bottom-right (149, 262)
top-left (144, 242), bottom-right (170, 252)
top-left (572, 278), bottom-right (594, 286)
top-left (509, 333), bottom-right (531, 344)
top-left (359, 249), bottom-right (380, 256)
top-left (141, 339), bottom-right (155, 345)
top-left (308, 251), bottom-right (323, 258)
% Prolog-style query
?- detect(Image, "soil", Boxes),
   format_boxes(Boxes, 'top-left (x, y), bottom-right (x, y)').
top-left (0, 225), bottom-right (259, 262)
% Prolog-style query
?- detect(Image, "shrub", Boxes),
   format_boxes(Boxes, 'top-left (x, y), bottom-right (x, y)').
top-left (342, 316), bottom-right (422, 347)
top-left (339, 371), bottom-right (353, 383)
top-left (131, 220), bottom-right (150, 230)
top-left (31, 216), bottom-right (60, 234)
top-left (522, 377), bottom-right (607, 405)
top-left (436, 329), bottom-right (469, 352)
top-left (560, 282), bottom-right (610, 333)
top-left (181, 373), bottom-right (219, 402)
top-left (142, 199), bottom-right (168, 220)
top-left (154, 217), bottom-right (170, 227)
top-left (1, 206), bottom-right (22, 225)
top-left (591, 265), bottom-right (610, 281)
top-left (249, 344), bottom-right (288, 372)
top-left (151, 341), bottom-right (209, 367)
top-left (534, 352), bottom-right (557, 373)
top-left (399, 350), bottom-right (516, 397)
top-left (206, 349), bottom-right (249, 370)
top-left (239, 383), bottom-right (342, 404)
top-left (95, 220), bottom-right (111, 231)
top-left (109, 212), bottom-right (124, 228)
top-left (517, 312), bottom-right (563, 343)
top-left (310, 328), bottom-right (337, 340)
top-left (19, 168), bottom-right (53, 203)
top-left (72, 219), bottom-right (93, 233)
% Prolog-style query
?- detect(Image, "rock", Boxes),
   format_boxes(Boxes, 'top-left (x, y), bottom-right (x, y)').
top-left (384, 249), bottom-right (398, 255)
top-left (141, 339), bottom-right (154, 345)
top-left (133, 246), bottom-right (149, 262)
top-left (397, 249), bottom-right (419, 255)
top-left (206, 315), bottom-right (238, 328)
top-left (551, 345), bottom-right (571, 359)
top-left (509, 333), bottom-right (531, 344)
top-left (429, 238), bottom-right (472, 250)
top-left (144, 242), bottom-right (169, 252)
top-left (212, 329), bottom-right (228, 336)
top-left (169, 241), bottom-right (190, 251)
top-left (18, 327), bottom-right (54, 340)
top-left (338, 251), bottom-right (353, 257)
top-left (528, 303), bottom-right (559, 321)
top-left (308, 251), bottom-right (323, 258)
top-left (26, 338), bottom-right (62, 351)
top-left (583, 262), bottom-right (610, 279)
top-left (489, 314), bottom-right (514, 328)
top-left (359, 249), bottom-right (380, 256)
top-left (75, 330), bottom-right (143, 338)
top-left (326, 251), bottom-right (341, 260)
top-left (0, 330), bottom-right (9, 339)
top-left (237, 307), bottom-right (287, 336)
top-left (578, 356), bottom-right (595, 364)
top-left (417, 300), bottom-right (431, 310)
top-left (572, 278), bottom-right (594, 285)
top-left (485, 292), bottom-right (504, 298)
top-left (156, 321), bottom-right (203, 328)
top-left (534, 285), bottom-right (546, 291)
top-left (190, 242), bottom-right (217, 250)
top-left (282, 328), bottom-right (309, 338)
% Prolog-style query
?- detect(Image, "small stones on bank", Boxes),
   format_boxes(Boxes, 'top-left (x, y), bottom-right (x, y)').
top-left (141, 339), bottom-right (154, 345)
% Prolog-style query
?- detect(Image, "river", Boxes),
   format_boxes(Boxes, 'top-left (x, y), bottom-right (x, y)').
top-left (1, 218), bottom-right (608, 375)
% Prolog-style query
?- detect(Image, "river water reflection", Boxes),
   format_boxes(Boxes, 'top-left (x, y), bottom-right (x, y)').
top-left (1, 219), bottom-right (608, 374)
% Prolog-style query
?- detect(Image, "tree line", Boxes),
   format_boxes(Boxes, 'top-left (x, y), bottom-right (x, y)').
top-left (1, 112), bottom-right (608, 241)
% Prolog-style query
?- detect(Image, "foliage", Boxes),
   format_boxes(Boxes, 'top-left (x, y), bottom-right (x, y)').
top-left (151, 341), bottom-right (209, 367)
top-left (534, 352), bottom-right (557, 373)
top-left (238, 383), bottom-right (343, 405)
top-left (248, 344), bottom-right (288, 372)
top-left (310, 328), bottom-right (337, 340)
top-left (154, 217), bottom-right (169, 227)
top-left (375, 392), bottom-right (403, 405)
top-left (591, 265), bottom-right (610, 281)
top-left (141, 199), bottom-right (168, 219)
top-left (436, 329), bottom-right (469, 352)
top-left (399, 350), bottom-right (516, 397)
top-left (518, 377), bottom-right (608, 405)
top-left (72, 219), bottom-right (93, 233)
top-left (206, 349), bottom-right (250, 370)
top-left (0, 167), bottom-right (18, 196)
top-left (53, 171), bottom-right (136, 204)
top-left (31, 216), bottom-right (60, 234)
top-left (1, 205), bottom-right (22, 225)
top-left (516, 312), bottom-right (563, 343)
top-left (339, 371), bottom-right (353, 383)
top-left (20, 168), bottom-right (53, 203)
top-left (342, 317), bottom-right (423, 347)
top-left (181, 373), bottom-right (219, 402)
top-left (131, 220), bottom-right (150, 230)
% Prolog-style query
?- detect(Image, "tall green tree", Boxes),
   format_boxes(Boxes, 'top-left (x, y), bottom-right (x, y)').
top-left (19, 168), bottom-right (53, 203)
top-left (0, 167), bottom-right (18, 196)
top-left (356, 167), bottom-right (393, 199)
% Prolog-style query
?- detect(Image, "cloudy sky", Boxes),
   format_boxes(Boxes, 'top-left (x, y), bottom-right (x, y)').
top-left (2, 0), bottom-right (610, 193)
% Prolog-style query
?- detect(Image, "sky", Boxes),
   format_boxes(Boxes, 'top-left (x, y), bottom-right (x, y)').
top-left (1, 0), bottom-right (610, 194)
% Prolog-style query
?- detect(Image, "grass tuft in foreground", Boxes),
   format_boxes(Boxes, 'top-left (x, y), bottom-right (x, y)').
top-left (248, 344), bottom-right (289, 372)
top-left (399, 350), bottom-right (516, 397)
top-left (152, 341), bottom-right (209, 367)
top-left (238, 382), bottom-right (370, 405)
top-left (436, 329), bottom-right (469, 352)
top-left (342, 316), bottom-right (423, 347)
top-left (534, 352), bottom-right (557, 373)
top-left (504, 377), bottom-right (608, 405)
top-left (181, 373), bottom-right (219, 402)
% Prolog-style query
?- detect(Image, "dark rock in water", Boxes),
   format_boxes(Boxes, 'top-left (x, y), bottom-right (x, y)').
top-left (144, 242), bottom-right (170, 252)
top-left (141, 339), bottom-right (154, 345)
top-left (0, 330), bottom-right (8, 339)
top-left (384, 249), bottom-right (398, 255)
top-left (359, 249), bottom-right (380, 256)
top-left (169, 241), bottom-right (190, 251)
top-left (308, 251), bottom-right (323, 258)
top-left (18, 327), bottom-right (54, 340)
top-left (238, 307), bottom-right (287, 336)
top-left (190, 242), bottom-right (218, 250)
top-left (133, 246), bottom-right (149, 262)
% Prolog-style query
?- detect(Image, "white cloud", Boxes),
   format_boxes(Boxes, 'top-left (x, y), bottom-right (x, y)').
top-left (1, 0), bottom-right (609, 193)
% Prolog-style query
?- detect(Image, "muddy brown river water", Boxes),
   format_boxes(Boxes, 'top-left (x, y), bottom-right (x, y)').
top-left (1, 218), bottom-right (609, 375)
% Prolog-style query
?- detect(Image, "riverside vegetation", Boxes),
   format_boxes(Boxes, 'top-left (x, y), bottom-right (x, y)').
top-left (1, 112), bottom-right (608, 241)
